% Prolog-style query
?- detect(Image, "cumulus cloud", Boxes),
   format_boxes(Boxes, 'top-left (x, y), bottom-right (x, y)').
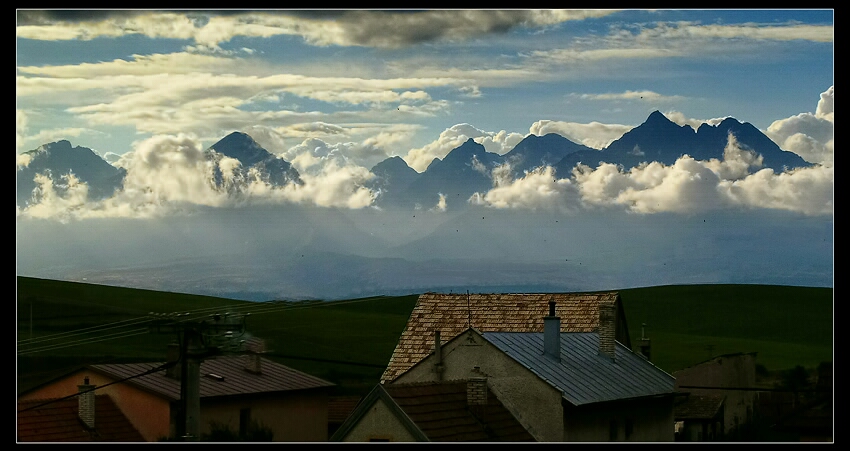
top-left (528, 119), bottom-right (632, 150)
top-left (765, 86), bottom-right (834, 166)
top-left (402, 123), bottom-right (524, 172)
top-left (16, 133), bottom-right (381, 220)
top-left (472, 132), bottom-right (832, 216)
top-left (282, 137), bottom-right (392, 174)
top-left (471, 164), bottom-right (579, 212)
top-left (663, 110), bottom-right (730, 129)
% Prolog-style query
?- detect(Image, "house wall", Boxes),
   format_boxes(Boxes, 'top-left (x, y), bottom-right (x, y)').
top-left (20, 370), bottom-right (330, 442)
top-left (338, 398), bottom-right (419, 442)
top-left (200, 390), bottom-right (330, 442)
top-left (18, 369), bottom-right (171, 442)
top-left (393, 330), bottom-right (565, 442)
top-left (674, 353), bottom-right (756, 435)
top-left (562, 396), bottom-right (675, 442)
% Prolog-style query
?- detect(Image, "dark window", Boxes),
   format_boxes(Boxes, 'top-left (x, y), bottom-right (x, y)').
top-left (369, 437), bottom-right (390, 442)
top-left (609, 419), bottom-right (618, 441)
top-left (239, 408), bottom-right (251, 437)
top-left (625, 418), bottom-right (634, 439)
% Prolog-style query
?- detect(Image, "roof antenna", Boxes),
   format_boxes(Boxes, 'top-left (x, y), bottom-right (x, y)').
top-left (467, 290), bottom-right (471, 328)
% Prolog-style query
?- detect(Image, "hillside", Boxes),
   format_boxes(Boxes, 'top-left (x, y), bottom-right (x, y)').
top-left (16, 277), bottom-right (832, 396)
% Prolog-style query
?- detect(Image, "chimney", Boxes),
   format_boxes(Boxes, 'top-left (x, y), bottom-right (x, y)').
top-left (639, 323), bottom-right (652, 361)
top-left (434, 330), bottom-right (444, 380)
top-left (77, 376), bottom-right (96, 429)
top-left (166, 341), bottom-right (181, 379)
top-left (543, 301), bottom-right (561, 361)
top-left (467, 376), bottom-right (488, 406)
top-left (598, 303), bottom-right (616, 361)
top-left (244, 338), bottom-right (265, 375)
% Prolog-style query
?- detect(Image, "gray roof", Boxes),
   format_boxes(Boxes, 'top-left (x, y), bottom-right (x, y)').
top-left (482, 332), bottom-right (675, 406)
top-left (89, 354), bottom-right (334, 401)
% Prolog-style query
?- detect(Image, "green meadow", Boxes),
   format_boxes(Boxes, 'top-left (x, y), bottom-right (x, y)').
top-left (17, 276), bottom-right (832, 395)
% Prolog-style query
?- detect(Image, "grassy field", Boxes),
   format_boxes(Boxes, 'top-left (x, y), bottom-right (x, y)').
top-left (17, 276), bottom-right (832, 396)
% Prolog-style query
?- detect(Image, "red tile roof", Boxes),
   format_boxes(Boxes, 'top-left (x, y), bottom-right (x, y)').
top-left (674, 394), bottom-right (725, 420)
top-left (17, 395), bottom-right (145, 442)
top-left (383, 380), bottom-right (535, 442)
top-left (328, 396), bottom-right (362, 424)
top-left (90, 354), bottom-right (334, 401)
top-left (381, 292), bottom-right (624, 382)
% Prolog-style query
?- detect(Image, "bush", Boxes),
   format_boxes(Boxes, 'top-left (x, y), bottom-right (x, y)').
top-left (201, 419), bottom-right (274, 442)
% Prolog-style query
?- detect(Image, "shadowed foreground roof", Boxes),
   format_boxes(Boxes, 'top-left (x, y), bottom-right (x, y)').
top-left (90, 354), bottom-right (334, 401)
top-left (18, 395), bottom-right (145, 442)
top-left (381, 292), bottom-right (626, 383)
top-left (384, 381), bottom-right (535, 442)
top-left (674, 393), bottom-right (725, 420)
top-left (332, 380), bottom-right (535, 442)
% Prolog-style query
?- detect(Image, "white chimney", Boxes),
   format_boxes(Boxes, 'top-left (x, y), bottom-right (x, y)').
top-left (543, 301), bottom-right (561, 361)
top-left (166, 342), bottom-right (181, 379)
top-left (77, 376), bottom-right (96, 429)
top-left (467, 376), bottom-right (488, 406)
top-left (598, 303), bottom-right (616, 361)
top-left (245, 338), bottom-right (265, 374)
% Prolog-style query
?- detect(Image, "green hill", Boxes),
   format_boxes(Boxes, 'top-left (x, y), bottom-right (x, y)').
top-left (17, 277), bottom-right (832, 395)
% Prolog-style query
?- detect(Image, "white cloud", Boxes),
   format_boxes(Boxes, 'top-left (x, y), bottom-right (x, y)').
top-left (472, 165), bottom-right (578, 212)
top-left (528, 120), bottom-right (632, 150)
top-left (473, 132), bottom-right (832, 216)
top-left (17, 10), bottom-right (619, 48)
top-left (402, 123), bottom-right (524, 172)
top-left (765, 86), bottom-right (834, 166)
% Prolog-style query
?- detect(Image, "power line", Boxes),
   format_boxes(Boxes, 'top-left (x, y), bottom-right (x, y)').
top-left (17, 295), bottom-right (409, 356)
top-left (17, 328), bottom-right (151, 355)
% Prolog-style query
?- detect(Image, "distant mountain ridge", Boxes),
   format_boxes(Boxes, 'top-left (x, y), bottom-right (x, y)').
top-left (16, 112), bottom-right (812, 210)
top-left (16, 140), bottom-right (126, 208)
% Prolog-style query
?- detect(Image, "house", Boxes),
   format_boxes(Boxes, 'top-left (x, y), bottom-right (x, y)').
top-left (673, 352), bottom-right (758, 438)
top-left (380, 299), bottom-right (676, 442)
top-left (673, 393), bottom-right (725, 441)
top-left (18, 352), bottom-right (336, 442)
top-left (381, 292), bottom-right (632, 384)
top-left (330, 379), bottom-right (536, 442)
top-left (18, 377), bottom-right (145, 442)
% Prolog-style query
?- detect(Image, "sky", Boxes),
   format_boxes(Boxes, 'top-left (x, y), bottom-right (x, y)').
top-left (15, 9), bottom-right (834, 299)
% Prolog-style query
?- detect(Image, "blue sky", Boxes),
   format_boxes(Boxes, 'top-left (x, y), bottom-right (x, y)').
top-left (17, 9), bottom-right (833, 170)
top-left (15, 10), bottom-right (834, 297)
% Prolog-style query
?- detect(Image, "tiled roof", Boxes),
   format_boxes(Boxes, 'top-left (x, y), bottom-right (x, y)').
top-left (483, 332), bottom-right (675, 406)
top-left (381, 292), bottom-right (624, 383)
top-left (673, 394), bottom-right (725, 420)
top-left (90, 354), bottom-right (334, 401)
top-left (17, 395), bottom-right (145, 442)
top-left (328, 396), bottom-right (362, 424)
top-left (382, 380), bottom-right (536, 442)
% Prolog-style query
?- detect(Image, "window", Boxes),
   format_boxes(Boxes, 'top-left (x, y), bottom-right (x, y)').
top-left (625, 418), bottom-right (634, 439)
top-left (609, 419), bottom-right (619, 441)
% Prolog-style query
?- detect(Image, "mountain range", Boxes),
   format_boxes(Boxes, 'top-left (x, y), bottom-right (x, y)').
top-left (16, 111), bottom-right (812, 211)
top-left (16, 111), bottom-right (829, 300)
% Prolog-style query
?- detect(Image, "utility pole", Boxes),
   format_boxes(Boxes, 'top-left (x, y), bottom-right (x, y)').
top-left (149, 312), bottom-right (248, 442)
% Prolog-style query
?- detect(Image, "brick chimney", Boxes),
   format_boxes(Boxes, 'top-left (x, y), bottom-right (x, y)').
top-left (598, 303), bottom-right (616, 361)
top-left (543, 301), bottom-right (561, 361)
top-left (467, 376), bottom-right (488, 406)
top-left (433, 329), bottom-right (444, 380)
top-left (166, 341), bottom-right (181, 379)
top-left (77, 376), bottom-right (96, 429)
top-left (244, 338), bottom-right (265, 375)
